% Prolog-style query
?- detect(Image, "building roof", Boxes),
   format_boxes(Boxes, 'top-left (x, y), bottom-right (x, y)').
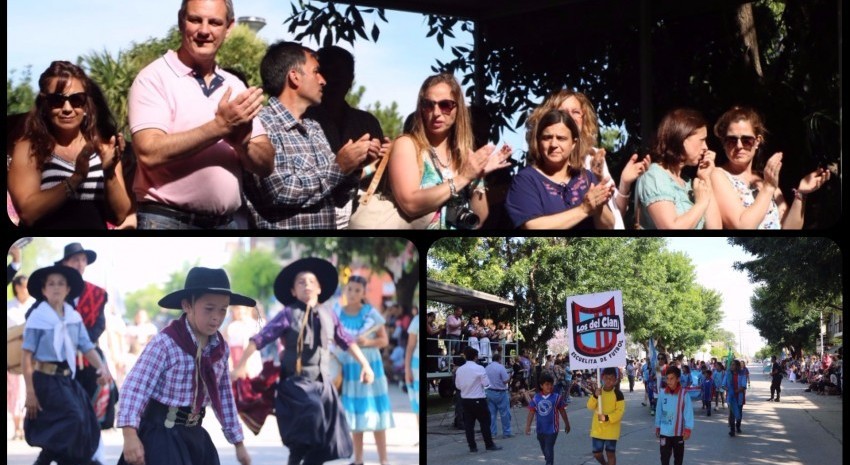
top-left (426, 278), bottom-right (514, 311)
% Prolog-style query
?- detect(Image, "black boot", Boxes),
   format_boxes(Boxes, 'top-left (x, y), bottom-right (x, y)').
top-left (736, 421), bottom-right (742, 433)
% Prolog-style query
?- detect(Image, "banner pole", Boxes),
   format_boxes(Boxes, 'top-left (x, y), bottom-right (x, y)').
top-left (597, 367), bottom-right (602, 421)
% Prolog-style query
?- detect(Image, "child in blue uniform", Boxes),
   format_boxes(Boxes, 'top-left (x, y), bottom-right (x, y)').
top-left (655, 365), bottom-right (693, 465)
top-left (701, 369), bottom-right (714, 416)
top-left (525, 372), bottom-right (570, 465)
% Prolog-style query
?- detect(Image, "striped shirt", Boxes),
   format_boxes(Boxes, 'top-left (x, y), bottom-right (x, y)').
top-left (655, 384), bottom-right (694, 437)
top-left (41, 153), bottom-right (105, 201)
top-left (116, 318), bottom-right (244, 444)
top-left (35, 153), bottom-right (110, 228)
top-left (244, 98), bottom-right (359, 229)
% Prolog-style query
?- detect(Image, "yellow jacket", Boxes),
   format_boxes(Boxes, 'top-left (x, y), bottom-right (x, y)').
top-left (586, 388), bottom-right (625, 440)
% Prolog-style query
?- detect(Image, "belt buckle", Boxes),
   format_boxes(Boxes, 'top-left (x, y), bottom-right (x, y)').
top-left (40, 363), bottom-right (57, 375)
top-left (185, 412), bottom-right (201, 427)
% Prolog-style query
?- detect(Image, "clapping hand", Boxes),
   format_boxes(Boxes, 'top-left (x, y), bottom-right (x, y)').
top-left (582, 181), bottom-right (614, 213)
top-left (763, 153), bottom-right (783, 189)
top-left (797, 167), bottom-right (831, 194)
top-left (217, 87), bottom-right (264, 129)
top-left (483, 144), bottom-right (513, 175)
top-left (590, 148), bottom-right (606, 180)
top-left (621, 153), bottom-right (651, 185)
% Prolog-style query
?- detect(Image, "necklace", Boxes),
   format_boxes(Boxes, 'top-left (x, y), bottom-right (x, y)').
top-left (429, 147), bottom-right (453, 180)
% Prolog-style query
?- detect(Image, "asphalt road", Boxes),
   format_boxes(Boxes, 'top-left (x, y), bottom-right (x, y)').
top-left (426, 375), bottom-right (842, 465)
top-left (7, 382), bottom-right (420, 465)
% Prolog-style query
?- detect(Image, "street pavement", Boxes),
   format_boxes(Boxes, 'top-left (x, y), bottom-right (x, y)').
top-left (426, 374), bottom-right (842, 465)
top-left (7, 382), bottom-right (420, 465)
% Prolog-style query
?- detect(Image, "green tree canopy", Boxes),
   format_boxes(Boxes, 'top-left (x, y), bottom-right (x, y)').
top-left (279, 237), bottom-right (419, 308)
top-left (729, 237), bottom-right (842, 313)
top-left (285, 0), bottom-right (840, 227)
top-left (428, 237), bottom-right (722, 357)
top-left (7, 68), bottom-right (35, 115)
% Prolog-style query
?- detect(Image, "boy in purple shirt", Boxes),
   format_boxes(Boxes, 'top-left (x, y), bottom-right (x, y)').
top-left (525, 372), bottom-right (571, 465)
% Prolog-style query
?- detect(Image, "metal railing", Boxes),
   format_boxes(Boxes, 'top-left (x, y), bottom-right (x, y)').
top-left (425, 336), bottom-right (519, 379)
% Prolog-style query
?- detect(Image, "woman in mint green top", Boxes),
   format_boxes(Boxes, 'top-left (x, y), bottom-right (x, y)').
top-left (635, 108), bottom-right (721, 229)
top-left (387, 73), bottom-right (512, 229)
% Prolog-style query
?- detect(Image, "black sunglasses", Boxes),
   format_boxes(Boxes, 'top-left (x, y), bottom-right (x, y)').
top-left (723, 135), bottom-right (757, 150)
top-left (45, 92), bottom-right (87, 109)
top-left (421, 98), bottom-right (457, 114)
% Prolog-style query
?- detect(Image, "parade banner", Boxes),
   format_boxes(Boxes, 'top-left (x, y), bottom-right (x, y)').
top-left (566, 290), bottom-right (626, 370)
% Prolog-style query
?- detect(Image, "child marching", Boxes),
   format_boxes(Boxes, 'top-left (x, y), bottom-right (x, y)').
top-left (655, 365), bottom-right (694, 465)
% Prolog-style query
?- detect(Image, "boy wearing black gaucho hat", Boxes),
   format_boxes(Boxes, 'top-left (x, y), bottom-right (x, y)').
top-left (232, 257), bottom-right (375, 465)
top-left (22, 264), bottom-right (111, 465)
top-left (117, 267), bottom-right (255, 465)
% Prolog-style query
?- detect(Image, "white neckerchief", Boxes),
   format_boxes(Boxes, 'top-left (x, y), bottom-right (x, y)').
top-left (25, 301), bottom-right (82, 377)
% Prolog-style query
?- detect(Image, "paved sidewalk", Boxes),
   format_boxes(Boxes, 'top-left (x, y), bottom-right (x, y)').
top-left (426, 375), bottom-right (842, 465)
top-left (7, 383), bottom-right (419, 465)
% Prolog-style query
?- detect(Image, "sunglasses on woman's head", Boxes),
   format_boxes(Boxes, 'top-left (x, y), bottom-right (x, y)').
top-left (723, 135), bottom-right (757, 150)
top-left (421, 98), bottom-right (457, 114)
top-left (45, 92), bottom-right (87, 109)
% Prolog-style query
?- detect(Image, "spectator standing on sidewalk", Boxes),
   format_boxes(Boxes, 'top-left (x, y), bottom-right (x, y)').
top-left (769, 355), bottom-right (783, 402)
top-left (625, 360), bottom-right (636, 393)
top-left (455, 346), bottom-right (502, 453)
top-left (485, 353), bottom-right (512, 438)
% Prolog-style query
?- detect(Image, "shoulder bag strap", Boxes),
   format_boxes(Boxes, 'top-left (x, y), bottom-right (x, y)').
top-left (359, 143), bottom-right (394, 205)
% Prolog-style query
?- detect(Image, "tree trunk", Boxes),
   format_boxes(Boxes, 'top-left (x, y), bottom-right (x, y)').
top-left (393, 264), bottom-right (419, 310)
top-left (737, 2), bottom-right (763, 78)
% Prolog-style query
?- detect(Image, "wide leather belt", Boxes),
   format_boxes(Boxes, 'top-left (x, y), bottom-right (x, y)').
top-left (34, 361), bottom-right (71, 376)
top-left (139, 202), bottom-right (233, 228)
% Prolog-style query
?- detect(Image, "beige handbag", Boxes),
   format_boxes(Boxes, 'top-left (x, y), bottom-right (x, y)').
top-left (7, 323), bottom-right (25, 375)
top-left (349, 146), bottom-right (432, 229)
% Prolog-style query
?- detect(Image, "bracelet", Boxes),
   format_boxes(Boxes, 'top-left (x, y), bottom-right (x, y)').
top-left (616, 190), bottom-right (630, 198)
top-left (448, 178), bottom-right (458, 198)
top-left (792, 188), bottom-right (807, 201)
top-left (62, 179), bottom-right (76, 199)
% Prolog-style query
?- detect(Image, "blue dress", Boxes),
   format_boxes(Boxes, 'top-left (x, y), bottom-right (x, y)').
top-left (335, 304), bottom-right (395, 431)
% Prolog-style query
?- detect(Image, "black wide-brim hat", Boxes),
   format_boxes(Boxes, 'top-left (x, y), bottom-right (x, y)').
top-left (28, 265), bottom-right (84, 302)
top-left (274, 258), bottom-right (338, 306)
top-left (158, 267), bottom-right (257, 310)
top-left (54, 242), bottom-right (97, 266)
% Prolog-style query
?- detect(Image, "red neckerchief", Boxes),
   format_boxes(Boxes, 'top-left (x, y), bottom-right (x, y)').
top-left (162, 314), bottom-right (226, 416)
top-left (665, 383), bottom-right (682, 394)
top-left (77, 281), bottom-right (107, 368)
top-left (77, 281), bottom-right (106, 330)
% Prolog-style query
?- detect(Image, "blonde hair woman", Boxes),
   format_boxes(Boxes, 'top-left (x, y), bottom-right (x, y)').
top-left (388, 73), bottom-right (511, 229)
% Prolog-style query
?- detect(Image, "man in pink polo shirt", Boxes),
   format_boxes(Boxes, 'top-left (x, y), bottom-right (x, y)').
top-left (128, 0), bottom-right (274, 229)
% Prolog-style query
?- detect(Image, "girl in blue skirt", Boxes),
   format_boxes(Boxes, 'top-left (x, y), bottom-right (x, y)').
top-left (22, 265), bottom-right (111, 465)
top-left (336, 275), bottom-right (394, 465)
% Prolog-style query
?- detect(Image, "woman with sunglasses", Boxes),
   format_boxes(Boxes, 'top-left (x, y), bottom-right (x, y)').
top-left (634, 108), bottom-right (722, 229)
top-left (387, 73), bottom-right (512, 229)
top-left (8, 61), bottom-right (133, 229)
top-left (710, 106), bottom-right (830, 229)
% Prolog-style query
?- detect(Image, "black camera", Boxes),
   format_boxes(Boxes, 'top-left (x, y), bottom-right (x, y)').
top-left (445, 204), bottom-right (480, 229)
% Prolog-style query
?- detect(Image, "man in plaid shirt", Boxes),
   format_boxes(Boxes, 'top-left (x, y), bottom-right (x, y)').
top-left (244, 41), bottom-right (381, 229)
